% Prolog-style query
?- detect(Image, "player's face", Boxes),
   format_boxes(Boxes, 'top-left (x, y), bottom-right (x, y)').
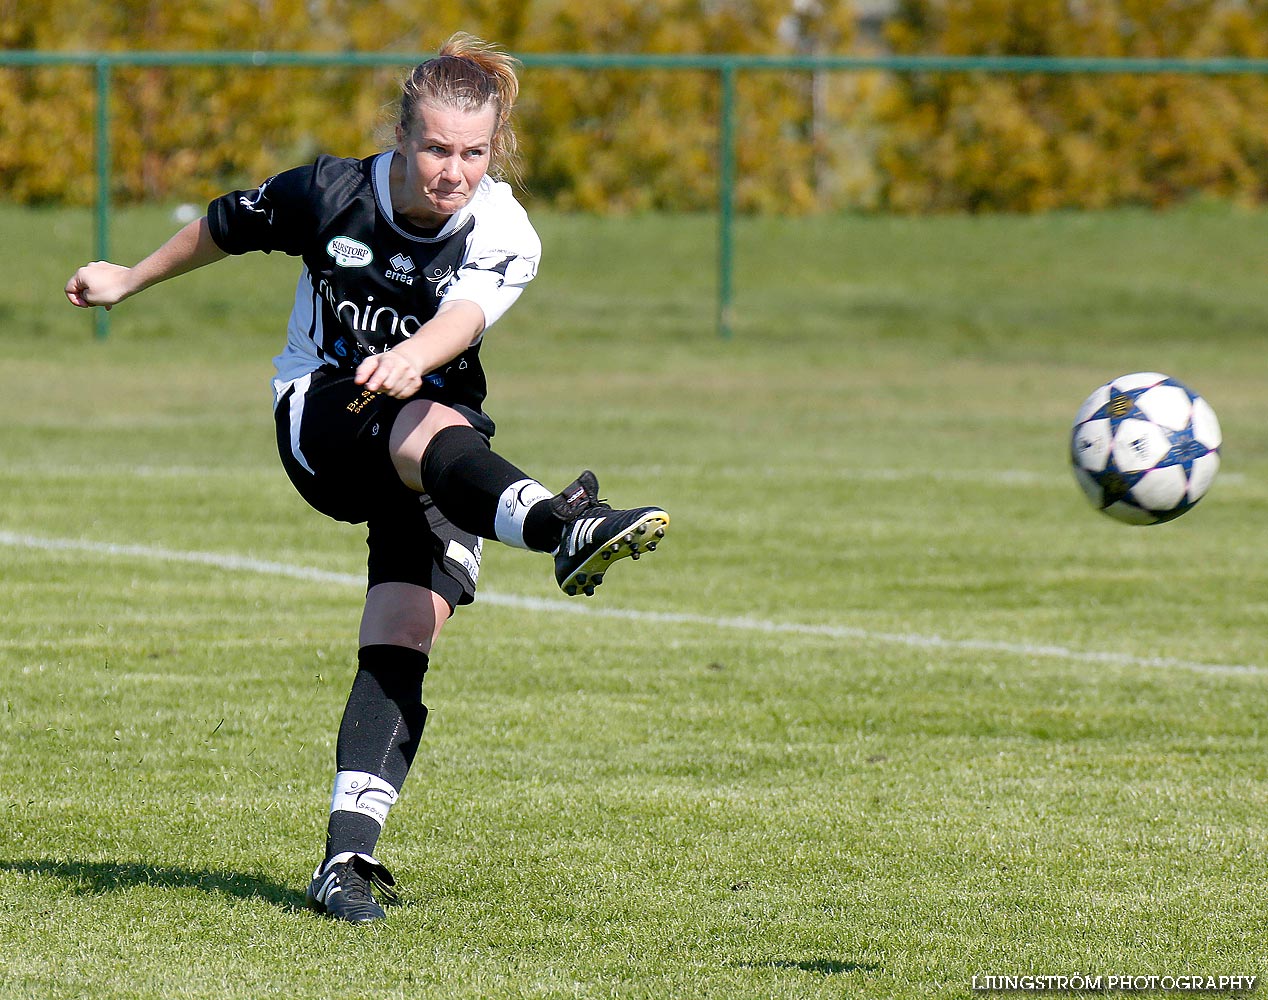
top-left (395, 101), bottom-right (497, 224)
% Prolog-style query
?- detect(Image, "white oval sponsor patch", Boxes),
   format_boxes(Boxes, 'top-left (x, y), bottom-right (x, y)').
top-left (326, 236), bottom-right (373, 267)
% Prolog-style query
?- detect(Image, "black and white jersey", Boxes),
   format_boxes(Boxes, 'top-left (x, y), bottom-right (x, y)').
top-left (207, 151), bottom-right (540, 420)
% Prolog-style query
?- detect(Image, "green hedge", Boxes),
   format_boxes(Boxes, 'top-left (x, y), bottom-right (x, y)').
top-left (3, 0), bottom-right (1267, 213)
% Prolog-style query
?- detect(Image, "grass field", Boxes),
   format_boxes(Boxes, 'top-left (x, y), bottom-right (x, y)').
top-left (2, 201), bottom-right (1267, 999)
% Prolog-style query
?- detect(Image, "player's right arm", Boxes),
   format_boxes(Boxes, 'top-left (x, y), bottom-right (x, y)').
top-left (65, 215), bottom-right (228, 310)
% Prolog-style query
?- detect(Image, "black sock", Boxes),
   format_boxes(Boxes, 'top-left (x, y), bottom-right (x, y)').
top-left (324, 644), bottom-right (429, 862)
top-left (522, 502), bottom-right (563, 553)
top-left (420, 424), bottom-right (562, 552)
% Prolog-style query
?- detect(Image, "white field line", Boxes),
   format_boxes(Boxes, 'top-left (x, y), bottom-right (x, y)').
top-left (1, 529), bottom-right (1262, 676)
top-left (1, 462), bottom-right (1251, 488)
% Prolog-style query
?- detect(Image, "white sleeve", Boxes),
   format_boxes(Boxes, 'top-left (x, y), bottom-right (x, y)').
top-left (441, 180), bottom-right (541, 330)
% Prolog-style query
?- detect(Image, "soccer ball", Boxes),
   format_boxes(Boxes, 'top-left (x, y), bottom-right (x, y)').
top-left (1070, 372), bottom-right (1221, 525)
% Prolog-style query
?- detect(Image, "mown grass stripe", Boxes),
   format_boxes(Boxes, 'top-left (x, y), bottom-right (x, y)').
top-left (3, 529), bottom-right (1260, 676)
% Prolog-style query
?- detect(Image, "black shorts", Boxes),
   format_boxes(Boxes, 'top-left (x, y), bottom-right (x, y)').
top-left (273, 368), bottom-right (485, 609)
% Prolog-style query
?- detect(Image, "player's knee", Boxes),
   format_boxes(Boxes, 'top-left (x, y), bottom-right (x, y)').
top-left (389, 400), bottom-right (471, 490)
top-left (359, 582), bottom-right (451, 653)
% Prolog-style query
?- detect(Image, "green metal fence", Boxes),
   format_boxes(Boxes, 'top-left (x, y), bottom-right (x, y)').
top-left (6, 49), bottom-right (1268, 340)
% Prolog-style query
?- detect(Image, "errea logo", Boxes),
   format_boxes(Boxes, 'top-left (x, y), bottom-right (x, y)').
top-left (327, 236), bottom-right (373, 268)
top-left (386, 252), bottom-right (416, 285)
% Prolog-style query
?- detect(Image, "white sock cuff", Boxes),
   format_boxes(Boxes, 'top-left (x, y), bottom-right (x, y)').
top-left (318, 850), bottom-right (383, 873)
top-left (494, 478), bottom-right (554, 549)
top-left (329, 770), bottom-right (399, 827)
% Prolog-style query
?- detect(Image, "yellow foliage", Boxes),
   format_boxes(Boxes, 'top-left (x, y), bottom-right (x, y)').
top-left (0, 0), bottom-right (857, 212)
top-left (5, 0), bottom-right (1268, 213)
top-left (874, 0), bottom-right (1268, 212)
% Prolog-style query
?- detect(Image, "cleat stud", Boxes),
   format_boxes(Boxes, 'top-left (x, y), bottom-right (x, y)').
top-left (631, 551), bottom-right (641, 560)
top-left (654, 527), bottom-right (665, 538)
top-left (592, 574), bottom-right (604, 585)
top-left (601, 552), bottom-right (611, 561)
top-left (610, 542), bottom-right (621, 552)
top-left (583, 586), bottom-right (595, 596)
top-left (647, 542), bottom-right (657, 551)
top-left (565, 585), bottom-right (577, 596)
top-left (636, 524), bottom-right (648, 535)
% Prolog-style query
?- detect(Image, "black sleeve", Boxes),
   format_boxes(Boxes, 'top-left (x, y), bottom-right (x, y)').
top-left (206, 163), bottom-right (319, 256)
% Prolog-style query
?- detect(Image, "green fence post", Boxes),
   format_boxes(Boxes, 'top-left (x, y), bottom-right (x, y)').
top-left (4, 49), bottom-right (1267, 345)
top-left (94, 56), bottom-right (111, 340)
top-left (717, 61), bottom-right (736, 340)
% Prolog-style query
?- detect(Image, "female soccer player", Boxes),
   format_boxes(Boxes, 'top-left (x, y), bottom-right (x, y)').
top-left (64, 33), bottom-right (668, 923)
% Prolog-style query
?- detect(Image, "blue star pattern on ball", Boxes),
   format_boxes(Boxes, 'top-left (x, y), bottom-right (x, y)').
top-left (1070, 372), bottom-right (1221, 525)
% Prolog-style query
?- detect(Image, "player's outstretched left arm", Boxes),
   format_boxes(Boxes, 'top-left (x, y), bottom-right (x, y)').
top-left (65, 216), bottom-right (228, 311)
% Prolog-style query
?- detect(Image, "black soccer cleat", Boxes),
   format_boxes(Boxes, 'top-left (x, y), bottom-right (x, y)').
top-left (549, 471), bottom-right (669, 597)
top-left (306, 852), bottom-right (398, 924)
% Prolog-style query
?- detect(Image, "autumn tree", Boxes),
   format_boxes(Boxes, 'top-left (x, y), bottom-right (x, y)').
top-left (873, 0), bottom-right (1268, 211)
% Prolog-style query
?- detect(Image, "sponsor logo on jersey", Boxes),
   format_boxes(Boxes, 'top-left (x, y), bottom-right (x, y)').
top-left (316, 278), bottom-right (424, 339)
top-left (327, 236), bottom-right (374, 268)
top-left (385, 252), bottom-right (417, 285)
top-left (426, 265), bottom-right (456, 295)
top-left (238, 177), bottom-right (276, 222)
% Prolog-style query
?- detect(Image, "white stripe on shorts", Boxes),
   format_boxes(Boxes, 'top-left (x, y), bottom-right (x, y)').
top-left (274, 372), bottom-right (316, 475)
